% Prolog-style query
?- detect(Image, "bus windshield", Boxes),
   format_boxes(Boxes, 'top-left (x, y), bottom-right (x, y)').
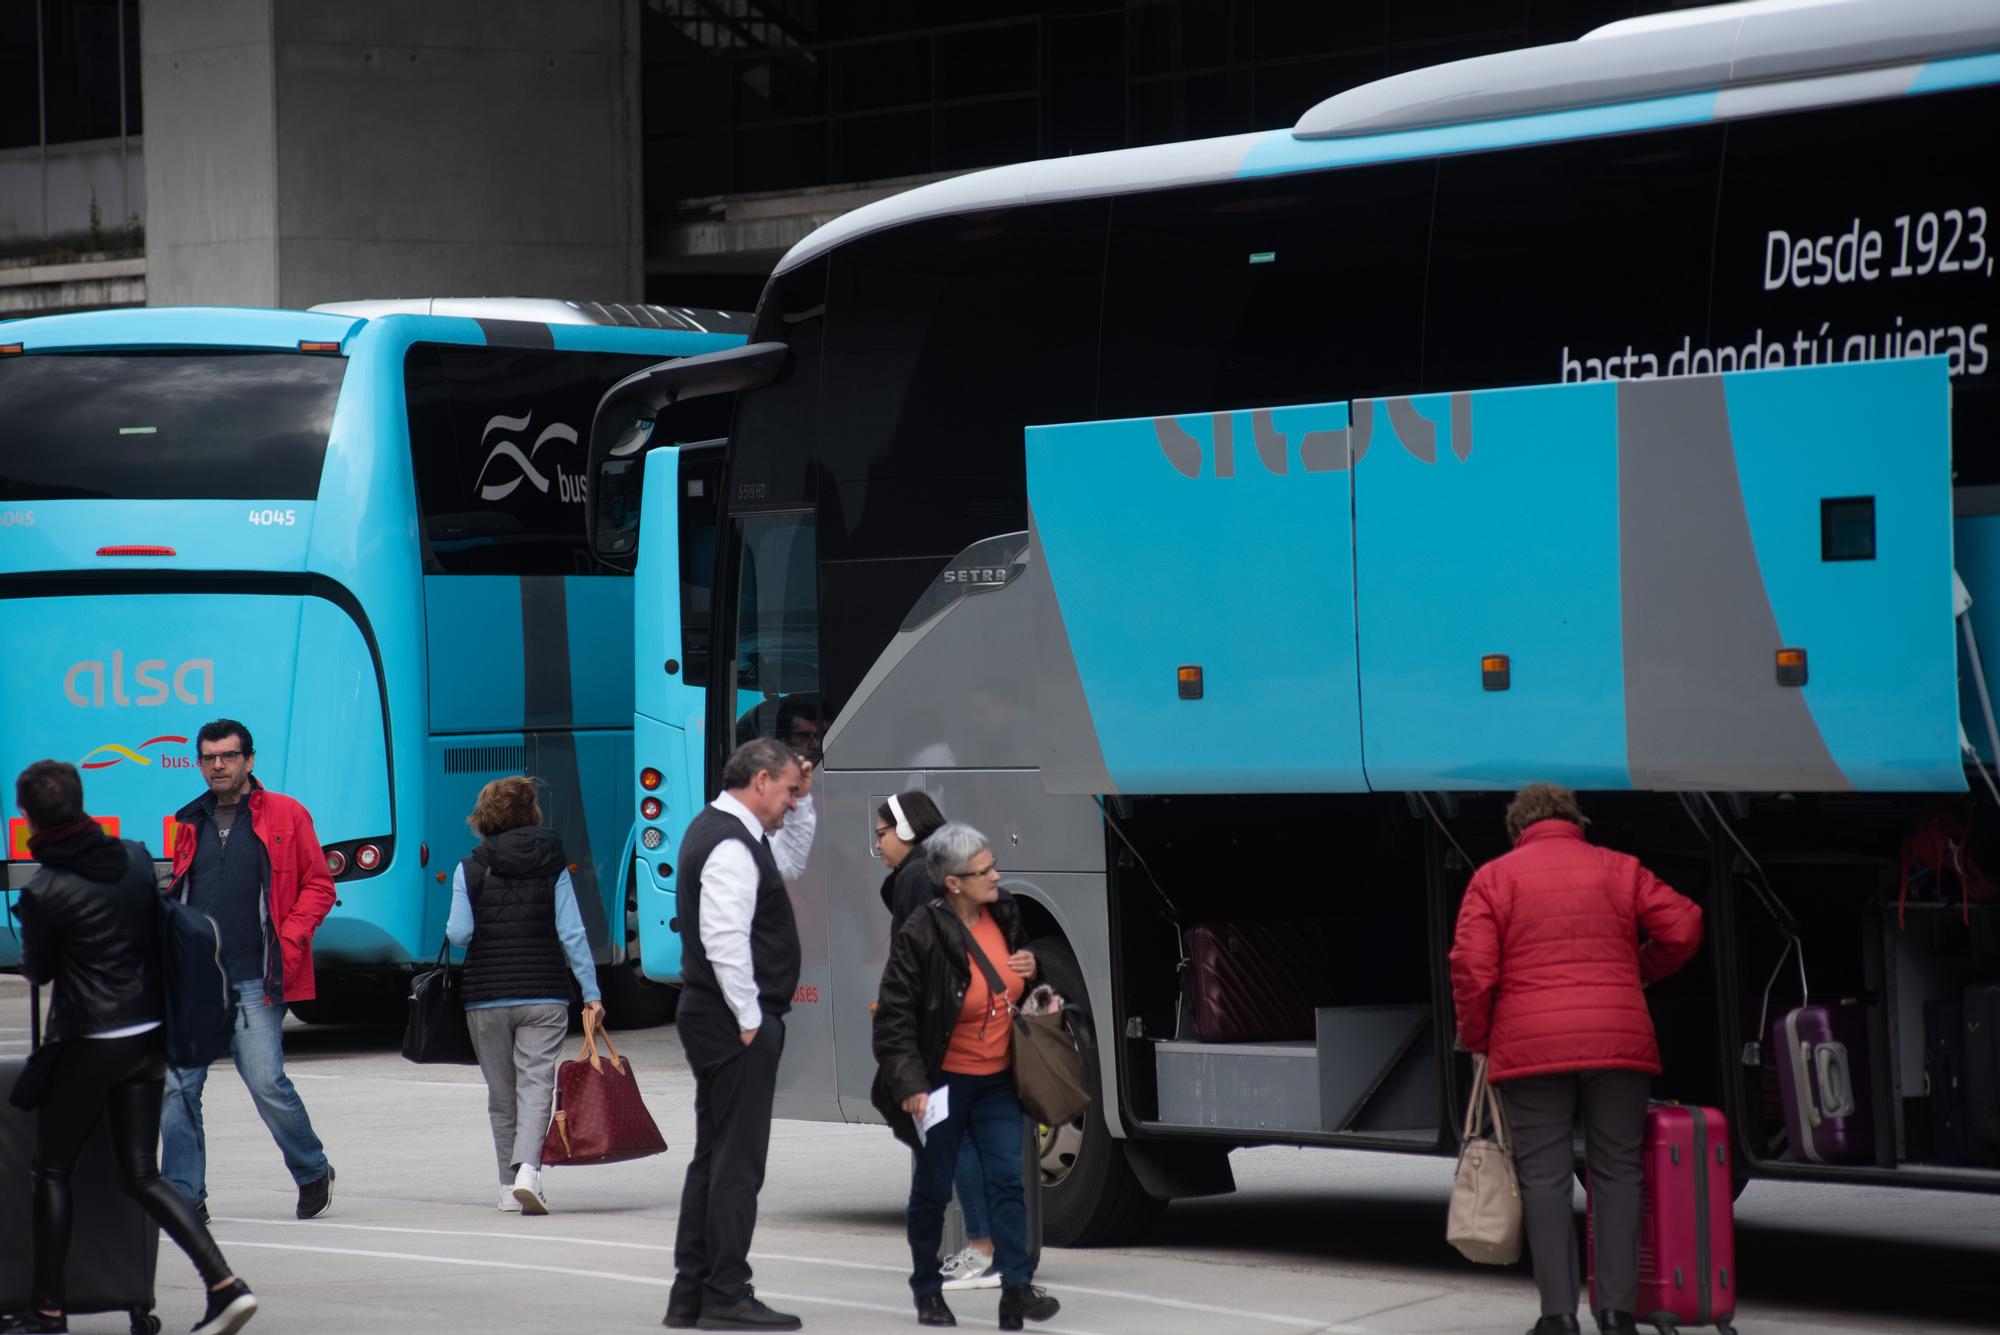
top-left (0, 351), bottom-right (348, 501)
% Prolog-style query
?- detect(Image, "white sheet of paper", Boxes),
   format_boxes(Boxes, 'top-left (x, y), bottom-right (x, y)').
top-left (915, 1083), bottom-right (950, 1145)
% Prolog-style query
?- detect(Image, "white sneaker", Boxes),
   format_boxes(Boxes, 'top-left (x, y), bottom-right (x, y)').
top-left (497, 1188), bottom-right (521, 1213)
top-left (511, 1165), bottom-right (549, 1215)
top-left (941, 1247), bottom-right (999, 1291)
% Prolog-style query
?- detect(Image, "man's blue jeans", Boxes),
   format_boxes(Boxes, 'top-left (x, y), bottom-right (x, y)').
top-left (909, 1071), bottom-right (1032, 1295)
top-left (161, 980), bottom-right (329, 1205)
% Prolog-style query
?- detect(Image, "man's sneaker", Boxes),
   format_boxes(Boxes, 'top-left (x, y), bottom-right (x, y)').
top-left (295, 1166), bottom-right (334, 1220)
top-left (497, 1188), bottom-right (522, 1213)
top-left (191, 1279), bottom-right (258, 1335)
top-left (510, 1165), bottom-right (549, 1216)
top-left (0, 1311), bottom-right (69, 1332)
top-left (940, 1247), bottom-right (998, 1292)
top-left (693, 1287), bottom-right (801, 1331)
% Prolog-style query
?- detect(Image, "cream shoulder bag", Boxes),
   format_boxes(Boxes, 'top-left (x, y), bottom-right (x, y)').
top-left (1446, 1055), bottom-right (1522, 1264)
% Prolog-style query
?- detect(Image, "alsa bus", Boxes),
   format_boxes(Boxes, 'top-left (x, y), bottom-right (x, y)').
top-left (1, 298), bottom-right (742, 1026)
top-left (602, 0), bottom-right (2000, 1244)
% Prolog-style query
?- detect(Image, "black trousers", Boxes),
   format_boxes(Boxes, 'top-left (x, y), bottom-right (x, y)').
top-left (32, 1031), bottom-right (232, 1312)
top-left (671, 992), bottom-right (785, 1309)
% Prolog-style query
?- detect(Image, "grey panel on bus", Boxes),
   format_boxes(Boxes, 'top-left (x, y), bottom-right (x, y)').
top-left (823, 532), bottom-right (1087, 776)
top-left (1616, 376), bottom-right (1849, 791)
top-left (1156, 1040), bottom-right (1321, 1134)
top-left (1293, 0), bottom-right (1994, 140)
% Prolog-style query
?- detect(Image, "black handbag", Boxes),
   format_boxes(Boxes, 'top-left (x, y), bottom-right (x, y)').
top-left (402, 938), bottom-right (478, 1065)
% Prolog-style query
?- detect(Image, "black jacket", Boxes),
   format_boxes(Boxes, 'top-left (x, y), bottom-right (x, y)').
top-left (462, 826), bottom-right (574, 1005)
top-left (878, 846), bottom-right (941, 939)
top-left (18, 829), bottom-right (164, 1043)
top-left (871, 893), bottom-right (1032, 1148)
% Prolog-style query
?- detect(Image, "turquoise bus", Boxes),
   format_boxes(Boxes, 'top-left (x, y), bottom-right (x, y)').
top-left (0, 298), bottom-right (744, 1025)
top-left (599, 0), bottom-right (2000, 1244)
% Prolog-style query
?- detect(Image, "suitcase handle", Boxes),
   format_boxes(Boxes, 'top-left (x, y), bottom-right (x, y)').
top-left (1749, 935), bottom-right (1810, 1067)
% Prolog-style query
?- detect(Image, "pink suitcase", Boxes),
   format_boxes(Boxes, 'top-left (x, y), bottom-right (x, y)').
top-left (1589, 1104), bottom-right (1737, 1334)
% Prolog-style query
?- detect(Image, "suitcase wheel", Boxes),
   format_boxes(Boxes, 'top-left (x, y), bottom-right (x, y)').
top-left (1714, 1325), bottom-right (1737, 1335)
top-left (130, 1310), bottom-right (161, 1335)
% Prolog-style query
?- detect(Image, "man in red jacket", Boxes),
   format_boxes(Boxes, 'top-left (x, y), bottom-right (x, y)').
top-left (160, 720), bottom-right (338, 1223)
top-left (1451, 783), bottom-right (1702, 1335)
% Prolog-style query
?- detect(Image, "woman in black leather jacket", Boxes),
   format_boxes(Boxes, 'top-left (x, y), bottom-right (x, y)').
top-left (871, 823), bottom-right (1059, 1331)
top-left (7, 760), bottom-right (256, 1335)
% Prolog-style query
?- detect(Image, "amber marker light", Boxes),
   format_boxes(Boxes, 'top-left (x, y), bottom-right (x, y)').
top-left (0, 343), bottom-right (23, 355)
top-left (639, 767), bottom-right (663, 791)
top-left (1776, 648), bottom-right (1808, 687)
top-left (1177, 665), bottom-right (1204, 700)
top-left (1482, 654), bottom-right (1512, 691)
top-left (298, 340), bottom-right (342, 354)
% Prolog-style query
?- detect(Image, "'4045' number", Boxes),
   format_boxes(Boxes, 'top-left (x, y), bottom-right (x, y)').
top-left (248, 508), bottom-right (298, 526)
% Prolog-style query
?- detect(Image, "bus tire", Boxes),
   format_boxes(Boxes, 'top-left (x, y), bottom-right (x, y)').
top-left (1026, 934), bottom-right (1168, 1246)
top-left (598, 960), bottom-right (678, 1029)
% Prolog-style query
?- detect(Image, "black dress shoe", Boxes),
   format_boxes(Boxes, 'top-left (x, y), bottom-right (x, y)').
top-left (1593, 1313), bottom-right (1640, 1335)
top-left (997, 1285), bottom-right (1059, 1331)
top-left (1529, 1318), bottom-right (1580, 1335)
top-left (663, 1308), bottom-right (700, 1330)
top-left (695, 1289), bottom-right (802, 1331)
top-left (916, 1292), bottom-right (956, 1327)
top-left (664, 1275), bottom-right (702, 1328)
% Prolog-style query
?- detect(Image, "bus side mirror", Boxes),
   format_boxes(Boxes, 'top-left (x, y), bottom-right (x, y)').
top-left (589, 414), bottom-right (655, 572)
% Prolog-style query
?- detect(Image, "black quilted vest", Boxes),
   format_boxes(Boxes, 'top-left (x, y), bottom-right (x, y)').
top-left (461, 826), bottom-right (574, 1005)
top-left (677, 804), bottom-right (800, 1014)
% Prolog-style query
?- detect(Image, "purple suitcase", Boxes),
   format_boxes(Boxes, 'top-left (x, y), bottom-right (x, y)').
top-left (1770, 999), bottom-right (1874, 1164)
top-left (1184, 921), bottom-right (1335, 1042)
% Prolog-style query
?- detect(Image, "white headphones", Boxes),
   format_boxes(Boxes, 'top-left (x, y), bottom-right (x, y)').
top-left (885, 794), bottom-right (916, 841)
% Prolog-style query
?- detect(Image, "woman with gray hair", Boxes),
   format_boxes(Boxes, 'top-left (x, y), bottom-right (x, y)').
top-left (872, 823), bottom-right (1060, 1329)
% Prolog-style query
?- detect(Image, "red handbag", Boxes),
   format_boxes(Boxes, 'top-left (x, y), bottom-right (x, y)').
top-left (539, 1014), bottom-right (668, 1167)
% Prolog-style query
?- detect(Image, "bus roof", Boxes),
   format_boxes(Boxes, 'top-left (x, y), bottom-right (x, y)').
top-left (2, 305), bottom-right (362, 352)
top-left (308, 297), bottom-right (753, 336)
top-left (772, 0), bottom-right (2000, 277)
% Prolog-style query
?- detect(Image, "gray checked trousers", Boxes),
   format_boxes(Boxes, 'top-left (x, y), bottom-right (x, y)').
top-left (466, 1003), bottom-right (570, 1183)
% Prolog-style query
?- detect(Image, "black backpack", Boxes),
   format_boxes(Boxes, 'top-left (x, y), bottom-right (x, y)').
top-left (158, 850), bottom-right (237, 1067)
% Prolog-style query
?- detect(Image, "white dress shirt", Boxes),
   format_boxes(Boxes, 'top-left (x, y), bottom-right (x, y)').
top-left (699, 788), bottom-right (817, 1032)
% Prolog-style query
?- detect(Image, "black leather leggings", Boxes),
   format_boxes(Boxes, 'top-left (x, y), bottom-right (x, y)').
top-left (31, 1031), bottom-right (232, 1312)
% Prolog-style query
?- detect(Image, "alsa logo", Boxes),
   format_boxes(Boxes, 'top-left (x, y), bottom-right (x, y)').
top-left (79, 734), bottom-right (193, 771)
top-left (64, 653), bottom-right (215, 708)
top-left (472, 412), bottom-right (588, 506)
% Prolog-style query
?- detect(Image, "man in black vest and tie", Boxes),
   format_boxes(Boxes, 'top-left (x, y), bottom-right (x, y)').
top-left (666, 737), bottom-right (817, 1331)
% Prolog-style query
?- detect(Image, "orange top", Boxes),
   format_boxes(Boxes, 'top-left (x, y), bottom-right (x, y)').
top-left (942, 910), bottom-right (1025, 1076)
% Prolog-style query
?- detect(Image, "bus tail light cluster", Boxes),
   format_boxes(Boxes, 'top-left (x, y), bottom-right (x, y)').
top-left (641, 796), bottom-right (662, 821)
top-left (639, 767), bottom-right (663, 791)
top-left (324, 836), bottom-right (393, 882)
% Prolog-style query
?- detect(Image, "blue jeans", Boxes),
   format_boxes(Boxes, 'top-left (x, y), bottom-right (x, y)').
top-left (161, 980), bottom-right (329, 1204)
top-left (955, 1135), bottom-right (990, 1240)
top-left (909, 1071), bottom-right (1031, 1295)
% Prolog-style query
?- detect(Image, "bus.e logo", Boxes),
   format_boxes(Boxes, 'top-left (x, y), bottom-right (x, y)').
top-left (471, 413), bottom-right (589, 506)
top-left (64, 652), bottom-right (215, 708)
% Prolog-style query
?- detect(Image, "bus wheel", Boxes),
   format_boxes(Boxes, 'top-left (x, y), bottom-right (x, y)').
top-left (1026, 935), bottom-right (1168, 1246)
top-left (598, 960), bottom-right (678, 1029)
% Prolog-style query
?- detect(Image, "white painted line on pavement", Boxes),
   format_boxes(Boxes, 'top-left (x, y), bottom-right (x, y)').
top-left (211, 1239), bottom-right (1117, 1334)
top-left (211, 1219), bottom-right (1376, 1332)
top-left (287, 1072), bottom-right (486, 1089)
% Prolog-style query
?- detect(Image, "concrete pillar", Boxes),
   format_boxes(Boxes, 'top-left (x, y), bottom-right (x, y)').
top-left (142, 0), bottom-right (642, 309)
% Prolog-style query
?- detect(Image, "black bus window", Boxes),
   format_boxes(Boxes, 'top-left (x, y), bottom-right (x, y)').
top-left (679, 452), bottom-right (724, 689)
top-left (1424, 126), bottom-right (1724, 393)
top-left (731, 511), bottom-right (821, 760)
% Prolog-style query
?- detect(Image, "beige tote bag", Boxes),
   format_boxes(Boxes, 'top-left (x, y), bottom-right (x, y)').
top-left (1446, 1055), bottom-right (1522, 1264)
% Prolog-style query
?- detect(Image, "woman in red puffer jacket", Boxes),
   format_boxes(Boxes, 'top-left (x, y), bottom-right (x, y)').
top-left (1450, 783), bottom-right (1702, 1335)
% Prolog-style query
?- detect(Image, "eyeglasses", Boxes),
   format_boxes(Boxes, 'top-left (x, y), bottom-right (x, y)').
top-left (872, 826), bottom-right (894, 841)
top-left (200, 750), bottom-right (244, 765)
top-left (959, 862), bottom-right (1000, 879)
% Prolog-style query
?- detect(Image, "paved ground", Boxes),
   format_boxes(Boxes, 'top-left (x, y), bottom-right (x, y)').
top-left (3, 972), bottom-right (1996, 1335)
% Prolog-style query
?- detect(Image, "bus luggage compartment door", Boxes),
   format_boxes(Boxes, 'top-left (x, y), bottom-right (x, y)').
top-left (1352, 360), bottom-right (1958, 793)
top-left (1025, 402), bottom-right (1365, 794)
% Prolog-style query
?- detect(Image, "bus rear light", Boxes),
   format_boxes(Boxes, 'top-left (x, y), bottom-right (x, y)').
top-left (325, 848), bottom-right (347, 876)
top-left (324, 836), bottom-right (392, 880)
top-left (639, 767), bottom-right (663, 791)
top-left (97, 545), bottom-right (177, 557)
top-left (641, 797), bottom-right (662, 821)
top-left (641, 827), bottom-right (664, 850)
top-left (355, 843), bottom-right (382, 871)
top-left (298, 340), bottom-right (342, 354)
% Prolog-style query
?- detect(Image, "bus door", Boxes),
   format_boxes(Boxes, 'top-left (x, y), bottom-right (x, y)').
top-left (1023, 403), bottom-right (1368, 795)
top-left (629, 442), bottom-right (725, 981)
